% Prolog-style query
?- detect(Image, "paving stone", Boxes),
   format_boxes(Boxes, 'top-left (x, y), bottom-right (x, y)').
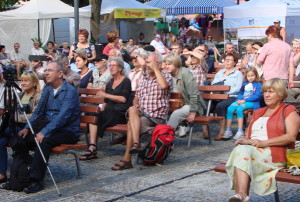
top-left (1, 121), bottom-right (299, 202)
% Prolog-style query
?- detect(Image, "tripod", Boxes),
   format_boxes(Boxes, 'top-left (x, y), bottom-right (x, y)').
top-left (0, 80), bottom-right (61, 196)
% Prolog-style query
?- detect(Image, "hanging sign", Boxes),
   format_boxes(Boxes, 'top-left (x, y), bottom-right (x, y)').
top-left (114, 9), bottom-right (167, 18)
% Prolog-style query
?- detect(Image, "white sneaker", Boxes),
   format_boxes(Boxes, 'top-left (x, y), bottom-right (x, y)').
top-left (233, 131), bottom-right (245, 140)
top-left (178, 126), bottom-right (190, 137)
top-left (223, 130), bottom-right (233, 139)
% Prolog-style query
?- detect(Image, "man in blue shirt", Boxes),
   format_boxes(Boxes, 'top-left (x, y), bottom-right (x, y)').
top-left (18, 61), bottom-right (80, 193)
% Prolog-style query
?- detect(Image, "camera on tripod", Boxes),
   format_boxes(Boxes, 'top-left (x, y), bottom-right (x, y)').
top-left (2, 65), bottom-right (17, 82)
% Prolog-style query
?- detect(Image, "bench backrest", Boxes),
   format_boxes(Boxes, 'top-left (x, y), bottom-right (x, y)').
top-left (79, 88), bottom-right (99, 96)
top-left (199, 85), bottom-right (231, 116)
top-left (79, 97), bottom-right (104, 125)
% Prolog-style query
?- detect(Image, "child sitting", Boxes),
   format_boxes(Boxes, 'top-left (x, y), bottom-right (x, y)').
top-left (224, 67), bottom-right (262, 140)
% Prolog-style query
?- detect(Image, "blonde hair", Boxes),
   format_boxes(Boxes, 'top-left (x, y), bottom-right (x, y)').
top-left (20, 71), bottom-right (41, 93)
top-left (244, 67), bottom-right (259, 82)
top-left (164, 52), bottom-right (182, 68)
top-left (262, 78), bottom-right (288, 100)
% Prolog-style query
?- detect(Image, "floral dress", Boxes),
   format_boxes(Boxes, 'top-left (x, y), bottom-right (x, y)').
top-left (225, 117), bottom-right (286, 196)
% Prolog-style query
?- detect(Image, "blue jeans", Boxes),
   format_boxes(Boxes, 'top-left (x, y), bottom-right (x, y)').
top-left (226, 101), bottom-right (254, 120)
top-left (0, 126), bottom-right (24, 175)
top-left (0, 137), bottom-right (9, 175)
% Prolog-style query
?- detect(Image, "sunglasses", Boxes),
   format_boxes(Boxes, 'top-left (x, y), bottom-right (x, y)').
top-left (23, 70), bottom-right (34, 74)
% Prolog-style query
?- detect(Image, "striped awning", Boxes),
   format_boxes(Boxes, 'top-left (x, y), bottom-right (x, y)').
top-left (147, 0), bottom-right (236, 15)
top-left (146, 0), bottom-right (180, 15)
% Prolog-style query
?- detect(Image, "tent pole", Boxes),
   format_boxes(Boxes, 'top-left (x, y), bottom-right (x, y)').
top-left (74, 0), bottom-right (79, 42)
top-left (38, 19), bottom-right (40, 40)
top-left (52, 19), bottom-right (56, 42)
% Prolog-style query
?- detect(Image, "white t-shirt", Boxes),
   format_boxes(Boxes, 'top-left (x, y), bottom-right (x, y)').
top-left (150, 40), bottom-right (166, 54)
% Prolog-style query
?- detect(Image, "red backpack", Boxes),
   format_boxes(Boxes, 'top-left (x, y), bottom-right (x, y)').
top-left (139, 124), bottom-right (175, 165)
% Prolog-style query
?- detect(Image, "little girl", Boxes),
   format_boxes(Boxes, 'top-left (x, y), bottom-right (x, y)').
top-left (223, 67), bottom-right (262, 140)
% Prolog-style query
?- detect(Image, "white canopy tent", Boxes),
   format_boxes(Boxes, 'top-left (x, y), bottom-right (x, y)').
top-left (81, 0), bottom-right (160, 43)
top-left (0, 0), bottom-right (90, 55)
top-left (224, 0), bottom-right (300, 43)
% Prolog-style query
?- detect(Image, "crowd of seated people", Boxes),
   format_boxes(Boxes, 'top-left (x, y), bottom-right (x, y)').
top-left (1, 25), bottom-right (300, 197)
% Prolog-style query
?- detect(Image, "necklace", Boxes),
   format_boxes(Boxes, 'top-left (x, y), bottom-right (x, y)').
top-left (260, 117), bottom-right (269, 130)
top-left (80, 69), bottom-right (89, 75)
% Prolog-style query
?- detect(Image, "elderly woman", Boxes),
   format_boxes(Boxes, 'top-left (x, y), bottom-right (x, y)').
top-left (165, 53), bottom-right (206, 136)
top-left (0, 71), bottom-right (41, 183)
top-left (75, 54), bottom-right (92, 88)
top-left (102, 31), bottom-right (120, 55)
top-left (209, 53), bottom-right (243, 140)
top-left (80, 57), bottom-right (132, 160)
top-left (69, 29), bottom-right (96, 63)
top-left (226, 78), bottom-right (300, 201)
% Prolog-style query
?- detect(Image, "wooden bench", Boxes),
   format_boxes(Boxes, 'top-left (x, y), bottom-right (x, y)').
top-left (50, 96), bottom-right (104, 178)
top-left (186, 85), bottom-right (231, 148)
top-left (105, 93), bottom-right (184, 137)
top-left (214, 133), bottom-right (300, 202)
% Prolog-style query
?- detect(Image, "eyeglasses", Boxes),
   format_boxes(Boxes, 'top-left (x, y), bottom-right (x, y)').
top-left (109, 64), bottom-right (119, 67)
top-left (44, 69), bottom-right (58, 73)
top-left (224, 59), bottom-right (234, 62)
top-left (23, 70), bottom-right (34, 74)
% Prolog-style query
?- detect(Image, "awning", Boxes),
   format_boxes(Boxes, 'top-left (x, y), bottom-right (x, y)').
top-left (172, 0), bottom-right (236, 15)
top-left (114, 9), bottom-right (167, 18)
top-left (146, 0), bottom-right (180, 15)
top-left (147, 0), bottom-right (236, 15)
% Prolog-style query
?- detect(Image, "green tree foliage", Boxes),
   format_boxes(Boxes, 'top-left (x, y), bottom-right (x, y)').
top-left (0, 0), bottom-right (19, 11)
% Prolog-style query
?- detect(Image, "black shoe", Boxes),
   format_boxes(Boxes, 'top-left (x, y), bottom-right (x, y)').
top-left (24, 181), bottom-right (44, 194)
top-left (0, 175), bottom-right (7, 183)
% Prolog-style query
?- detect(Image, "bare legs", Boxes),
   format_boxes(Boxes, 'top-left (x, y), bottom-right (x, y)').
top-left (233, 167), bottom-right (251, 200)
top-left (123, 106), bottom-right (141, 162)
top-left (88, 124), bottom-right (98, 151)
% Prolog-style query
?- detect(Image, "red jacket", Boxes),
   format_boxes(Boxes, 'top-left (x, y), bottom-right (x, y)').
top-left (247, 103), bottom-right (297, 163)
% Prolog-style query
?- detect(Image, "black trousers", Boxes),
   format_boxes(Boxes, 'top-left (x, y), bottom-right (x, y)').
top-left (30, 132), bottom-right (78, 182)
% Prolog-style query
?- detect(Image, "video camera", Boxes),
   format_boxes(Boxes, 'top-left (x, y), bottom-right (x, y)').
top-left (2, 65), bottom-right (16, 81)
top-left (28, 55), bottom-right (51, 61)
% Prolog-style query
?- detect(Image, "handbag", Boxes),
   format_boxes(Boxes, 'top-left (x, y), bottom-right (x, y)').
top-left (282, 104), bottom-right (300, 167)
top-left (286, 148), bottom-right (300, 167)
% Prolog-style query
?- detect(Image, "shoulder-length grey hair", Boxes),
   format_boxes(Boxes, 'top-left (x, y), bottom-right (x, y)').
top-left (108, 57), bottom-right (125, 75)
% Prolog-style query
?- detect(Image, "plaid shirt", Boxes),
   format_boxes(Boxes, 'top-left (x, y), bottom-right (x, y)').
top-left (136, 72), bottom-right (172, 119)
top-left (188, 64), bottom-right (207, 86)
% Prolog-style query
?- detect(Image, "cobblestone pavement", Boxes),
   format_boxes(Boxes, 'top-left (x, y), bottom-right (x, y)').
top-left (1, 123), bottom-right (299, 202)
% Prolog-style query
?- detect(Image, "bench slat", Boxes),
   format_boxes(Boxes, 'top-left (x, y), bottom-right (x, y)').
top-left (199, 85), bottom-right (230, 92)
top-left (80, 116), bottom-right (98, 124)
top-left (80, 97), bottom-right (104, 104)
top-left (80, 105), bottom-right (99, 113)
top-left (202, 94), bottom-right (230, 100)
top-left (79, 88), bottom-right (99, 95)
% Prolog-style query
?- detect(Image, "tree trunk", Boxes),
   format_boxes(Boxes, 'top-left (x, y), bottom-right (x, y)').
top-left (90, 0), bottom-right (101, 43)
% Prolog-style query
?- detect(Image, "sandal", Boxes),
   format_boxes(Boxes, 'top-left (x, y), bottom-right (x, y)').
top-left (129, 142), bottom-right (143, 154)
top-left (229, 192), bottom-right (250, 202)
top-left (111, 160), bottom-right (133, 170)
top-left (79, 144), bottom-right (97, 161)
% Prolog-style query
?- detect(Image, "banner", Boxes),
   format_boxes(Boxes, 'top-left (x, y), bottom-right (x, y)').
top-left (114, 9), bottom-right (166, 19)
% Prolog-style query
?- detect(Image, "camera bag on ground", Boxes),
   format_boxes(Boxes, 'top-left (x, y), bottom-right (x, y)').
top-left (138, 123), bottom-right (175, 165)
top-left (1, 134), bottom-right (33, 191)
top-left (4, 152), bottom-right (32, 191)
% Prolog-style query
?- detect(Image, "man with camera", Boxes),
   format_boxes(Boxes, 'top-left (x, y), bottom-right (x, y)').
top-left (18, 61), bottom-right (80, 193)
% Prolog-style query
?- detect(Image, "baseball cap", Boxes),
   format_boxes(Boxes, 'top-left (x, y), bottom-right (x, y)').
top-left (274, 19), bottom-right (280, 23)
top-left (155, 34), bottom-right (161, 38)
top-left (92, 54), bottom-right (108, 62)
